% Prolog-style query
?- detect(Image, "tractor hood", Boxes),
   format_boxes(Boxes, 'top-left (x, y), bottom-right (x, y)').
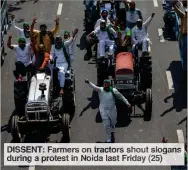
top-left (27, 73), bottom-right (51, 103)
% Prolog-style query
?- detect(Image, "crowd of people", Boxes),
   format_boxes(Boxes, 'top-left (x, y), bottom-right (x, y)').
top-left (8, 15), bottom-right (78, 95)
top-left (6, 0), bottom-right (187, 143)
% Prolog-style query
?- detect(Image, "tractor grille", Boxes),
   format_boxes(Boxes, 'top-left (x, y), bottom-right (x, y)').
top-left (25, 102), bottom-right (48, 120)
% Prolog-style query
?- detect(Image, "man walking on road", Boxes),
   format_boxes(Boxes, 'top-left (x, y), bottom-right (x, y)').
top-left (85, 79), bottom-right (131, 143)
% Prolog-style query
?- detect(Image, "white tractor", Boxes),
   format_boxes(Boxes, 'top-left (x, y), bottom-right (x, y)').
top-left (11, 58), bottom-right (75, 143)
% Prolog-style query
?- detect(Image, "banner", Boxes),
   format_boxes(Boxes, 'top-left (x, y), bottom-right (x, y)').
top-left (4, 143), bottom-right (185, 166)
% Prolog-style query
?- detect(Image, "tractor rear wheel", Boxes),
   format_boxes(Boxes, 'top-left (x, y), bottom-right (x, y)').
top-left (61, 113), bottom-right (70, 143)
top-left (11, 115), bottom-right (21, 142)
top-left (144, 88), bottom-right (152, 121)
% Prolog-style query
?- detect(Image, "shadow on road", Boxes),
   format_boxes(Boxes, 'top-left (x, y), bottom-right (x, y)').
top-left (79, 90), bottom-right (99, 117)
top-left (77, 32), bottom-right (87, 51)
top-left (161, 61), bottom-right (187, 116)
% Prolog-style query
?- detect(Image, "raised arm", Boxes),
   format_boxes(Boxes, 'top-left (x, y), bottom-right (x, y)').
top-left (11, 15), bottom-right (23, 35)
top-left (143, 13), bottom-right (155, 28)
top-left (51, 16), bottom-right (60, 36)
top-left (64, 29), bottom-right (78, 46)
top-left (7, 34), bottom-right (14, 50)
top-left (113, 88), bottom-right (131, 106)
top-left (109, 27), bottom-right (118, 38)
top-left (85, 79), bottom-right (102, 92)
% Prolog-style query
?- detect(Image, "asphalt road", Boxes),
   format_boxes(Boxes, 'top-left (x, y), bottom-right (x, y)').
top-left (1, 0), bottom-right (187, 170)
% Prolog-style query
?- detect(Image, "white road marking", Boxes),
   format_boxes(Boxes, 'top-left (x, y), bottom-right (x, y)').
top-left (158, 28), bottom-right (165, 42)
top-left (153, 0), bottom-right (158, 7)
top-left (177, 130), bottom-right (185, 143)
top-left (57, 3), bottom-right (63, 16)
top-left (166, 71), bottom-right (174, 89)
top-left (29, 166), bottom-right (35, 170)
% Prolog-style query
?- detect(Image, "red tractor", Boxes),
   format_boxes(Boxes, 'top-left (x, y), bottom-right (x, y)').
top-left (112, 52), bottom-right (152, 121)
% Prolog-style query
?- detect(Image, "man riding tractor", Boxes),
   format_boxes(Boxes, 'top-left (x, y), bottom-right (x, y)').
top-left (50, 30), bottom-right (77, 95)
top-left (131, 13), bottom-right (155, 57)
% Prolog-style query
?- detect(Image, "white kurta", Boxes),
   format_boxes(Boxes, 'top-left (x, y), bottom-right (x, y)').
top-left (50, 38), bottom-right (73, 88)
top-left (12, 44), bottom-right (32, 67)
top-left (131, 16), bottom-right (153, 53)
top-left (88, 82), bottom-right (129, 142)
top-left (92, 26), bottom-right (117, 57)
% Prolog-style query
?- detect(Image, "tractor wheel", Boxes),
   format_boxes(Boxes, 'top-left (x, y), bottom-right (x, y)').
top-left (11, 115), bottom-right (21, 142)
top-left (14, 81), bottom-right (27, 115)
top-left (144, 88), bottom-right (152, 121)
top-left (61, 113), bottom-right (70, 143)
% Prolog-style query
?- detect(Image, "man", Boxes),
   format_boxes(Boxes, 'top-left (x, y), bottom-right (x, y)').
top-left (11, 15), bottom-right (31, 44)
top-left (30, 16), bottom-right (59, 53)
top-left (173, 1), bottom-right (187, 73)
top-left (126, 1), bottom-right (142, 29)
top-left (85, 79), bottom-right (131, 143)
top-left (131, 13), bottom-right (155, 56)
top-left (117, 20), bottom-right (131, 51)
top-left (7, 34), bottom-right (34, 80)
top-left (95, 9), bottom-right (111, 29)
top-left (89, 20), bottom-right (117, 59)
top-left (50, 31), bottom-right (77, 95)
top-left (64, 29), bottom-right (79, 64)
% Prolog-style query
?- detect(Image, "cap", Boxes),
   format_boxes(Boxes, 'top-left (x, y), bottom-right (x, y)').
top-left (18, 38), bottom-right (26, 43)
top-left (104, 79), bottom-right (111, 84)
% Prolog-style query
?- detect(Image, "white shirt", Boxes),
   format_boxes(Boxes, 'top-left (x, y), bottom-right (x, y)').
top-left (50, 37), bottom-right (73, 63)
top-left (95, 17), bottom-right (111, 29)
top-left (12, 44), bottom-right (32, 67)
top-left (12, 20), bottom-right (30, 44)
top-left (131, 16), bottom-right (153, 44)
top-left (92, 26), bottom-right (117, 41)
top-left (126, 9), bottom-right (141, 24)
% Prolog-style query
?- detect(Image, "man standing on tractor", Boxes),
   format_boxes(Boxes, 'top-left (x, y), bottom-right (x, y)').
top-left (88, 20), bottom-right (117, 60)
top-left (117, 20), bottom-right (131, 52)
top-left (50, 29), bottom-right (78, 95)
top-left (7, 34), bottom-right (35, 80)
top-left (30, 16), bottom-right (60, 53)
top-left (11, 15), bottom-right (32, 44)
top-left (131, 13), bottom-right (155, 57)
top-left (63, 29), bottom-right (79, 64)
top-left (85, 79), bottom-right (131, 143)
top-left (126, 0), bottom-right (142, 29)
top-left (95, 9), bottom-right (111, 29)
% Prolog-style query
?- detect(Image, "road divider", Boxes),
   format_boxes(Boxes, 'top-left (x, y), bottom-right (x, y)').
top-left (158, 28), bottom-right (165, 42)
top-left (153, 0), bottom-right (158, 7)
top-left (57, 3), bottom-right (63, 16)
top-left (166, 71), bottom-right (174, 90)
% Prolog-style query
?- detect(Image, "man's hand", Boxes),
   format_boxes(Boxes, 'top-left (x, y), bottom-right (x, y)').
top-left (151, 13), bottom-right (155, 18)
top-left (73, 28), bottom-right (79, 35)
top-left (85, 79), bottom-right (89, 84)
top-left (39, 67), bottom-right (45, 71)
top-left (32, 17), bottom-right (37, 24)
top-left (127, 103), bottom-right (131, 108)
top-left (8, 33), bottom-right (12, 38)
top-left (11, 15), bottom-right (15, 21)
top-left (55, 16), bottom-right (60, 24)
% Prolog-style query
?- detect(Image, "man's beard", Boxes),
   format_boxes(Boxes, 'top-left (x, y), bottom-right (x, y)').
top-left (104, 87), bottom-right (110, 92)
